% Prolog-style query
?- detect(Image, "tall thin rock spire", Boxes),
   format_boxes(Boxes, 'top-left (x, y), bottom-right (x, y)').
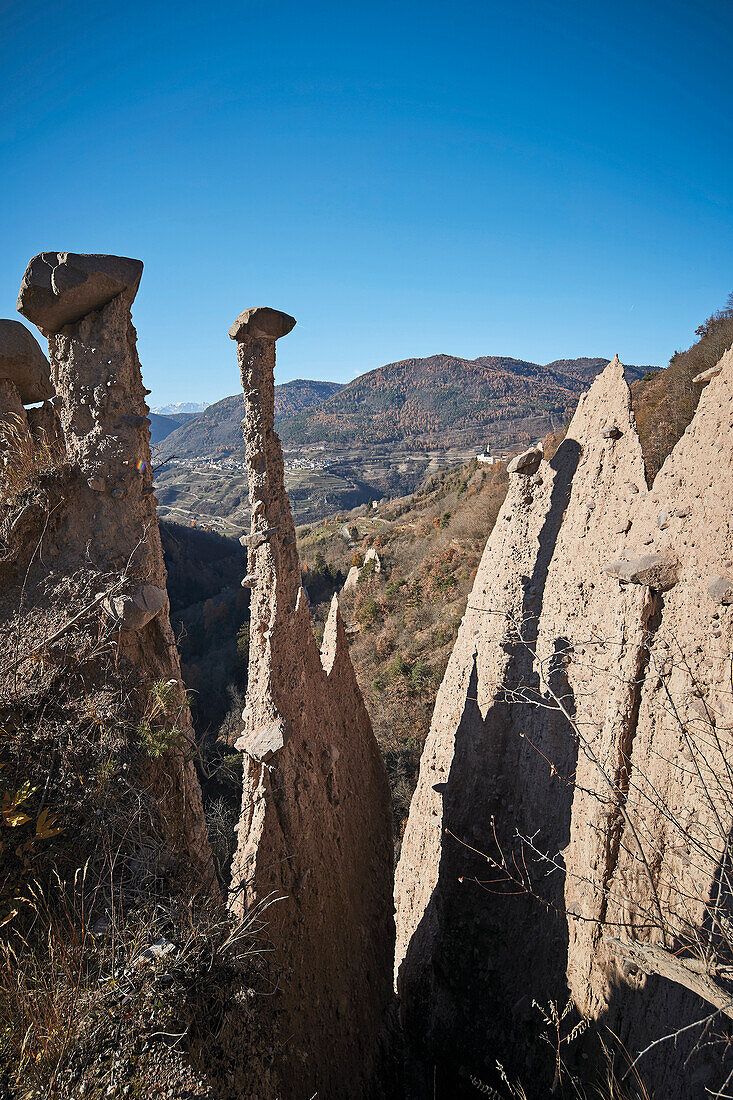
top-left (228, 307), bottom-right (395, 1100)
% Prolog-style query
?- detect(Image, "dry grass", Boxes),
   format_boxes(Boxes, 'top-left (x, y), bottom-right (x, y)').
top-left (0, 866), bottom-right (272, 1098)
top-left (0, 575), bottom-right (269, 1097)
top-left (0, 415), bottom-right (66, 501)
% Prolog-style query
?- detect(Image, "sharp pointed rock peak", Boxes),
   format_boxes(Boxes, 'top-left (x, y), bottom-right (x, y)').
top-left (394, 342), bottom-right (733, 1097)
top-left (321, 593), bottom-right (347, 675)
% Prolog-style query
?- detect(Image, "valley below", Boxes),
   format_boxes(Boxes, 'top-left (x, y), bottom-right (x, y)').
top-left (152, 354), bottom-right (650, 531)
top-left (154, 441), bottom-right (479, 531)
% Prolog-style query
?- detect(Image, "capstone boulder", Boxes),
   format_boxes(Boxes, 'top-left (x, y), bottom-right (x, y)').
top-left (17, 252), bottom-right (144, 334)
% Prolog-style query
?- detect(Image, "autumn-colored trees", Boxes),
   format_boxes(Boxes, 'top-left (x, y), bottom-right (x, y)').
top-left (632, 296), bottom-right (733, 482)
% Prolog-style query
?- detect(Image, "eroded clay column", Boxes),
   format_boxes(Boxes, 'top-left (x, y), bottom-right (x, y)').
top-left (17, 251), bottom-right (214, 884)
top-left (230, 307), bottom-right (300, 733)
top-left (229, 308), bottom-right (395, 1100)
top-left (18, 253), bottom-right (169, 604)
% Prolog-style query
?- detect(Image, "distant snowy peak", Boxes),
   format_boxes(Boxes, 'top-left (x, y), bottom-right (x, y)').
top-left (151, 401), bottom-right (210, 415)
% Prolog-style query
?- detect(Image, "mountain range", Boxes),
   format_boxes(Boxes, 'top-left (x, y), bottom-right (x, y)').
top-left (149, 411), bottom-right (199, 446)
top-left (155, 355), bottom-right (652, 458)
top-left (278, 354), bottom-right (649, 446)
top-left (151, 400), bottom-right (210, 415)
top-left (155, 379), bottom-right (344, 455)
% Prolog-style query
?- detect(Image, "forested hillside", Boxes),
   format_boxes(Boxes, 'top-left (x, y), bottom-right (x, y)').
top-left (149, 411), bottom-right (194, 444)
top-left (279, 354), bottom-right (649, 446)
top-left (632, 298), bottom-right (733, 481)
top-left (297, 459), bottom-right (509, 837)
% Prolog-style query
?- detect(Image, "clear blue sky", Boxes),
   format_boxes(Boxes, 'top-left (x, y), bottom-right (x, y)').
top-left (2, 0), bottom-right (731, 406)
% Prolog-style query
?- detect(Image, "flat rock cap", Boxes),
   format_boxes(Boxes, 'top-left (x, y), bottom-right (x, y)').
top-left (229, 306), bottom-right (296, 341)
top-left (0, 319), bottom-right (53, 402)
top-left (17, 252), bottom-right (144, 334)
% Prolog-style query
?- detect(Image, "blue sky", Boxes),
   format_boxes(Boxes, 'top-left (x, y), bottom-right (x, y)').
top-left (1, 0), bottom-right (731, 406)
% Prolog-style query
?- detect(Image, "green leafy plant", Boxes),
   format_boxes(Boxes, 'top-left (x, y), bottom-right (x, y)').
top-left (136, 680), bottom-right (186, 760)
top-left (358, 558), bottom-right (376, 582)
top-left (385, 578), bottom-right (406, 600)
top-left (358, 596), bottom-right (382, 629)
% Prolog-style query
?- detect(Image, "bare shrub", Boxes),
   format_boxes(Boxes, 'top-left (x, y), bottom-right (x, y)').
top-left (470, 613), bottom-right (733, 1097)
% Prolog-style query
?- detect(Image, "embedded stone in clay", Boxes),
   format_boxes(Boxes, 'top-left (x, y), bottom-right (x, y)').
top-left (693, 364), bottom-right (723, 384)
top-left (234, 717), bottom-right (287, 761)
top-left (507, 444), bottom-right (543, 474)
top-left (603, 553), bottom-right (679, 590)
top-left (104, 584), bottom-right (168, 632)
top-left (708, 575), bottom-right (733, 605)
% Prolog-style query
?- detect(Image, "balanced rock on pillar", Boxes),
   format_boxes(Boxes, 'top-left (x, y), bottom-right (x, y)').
top-left (12, 251), bottom-right (214, 888)
top-left (228, 305), bottom-right (296, 341)
top-left (228, 307), bottom-right (394, 1100)
top-left (17, 252), bottom-right (153, 524)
